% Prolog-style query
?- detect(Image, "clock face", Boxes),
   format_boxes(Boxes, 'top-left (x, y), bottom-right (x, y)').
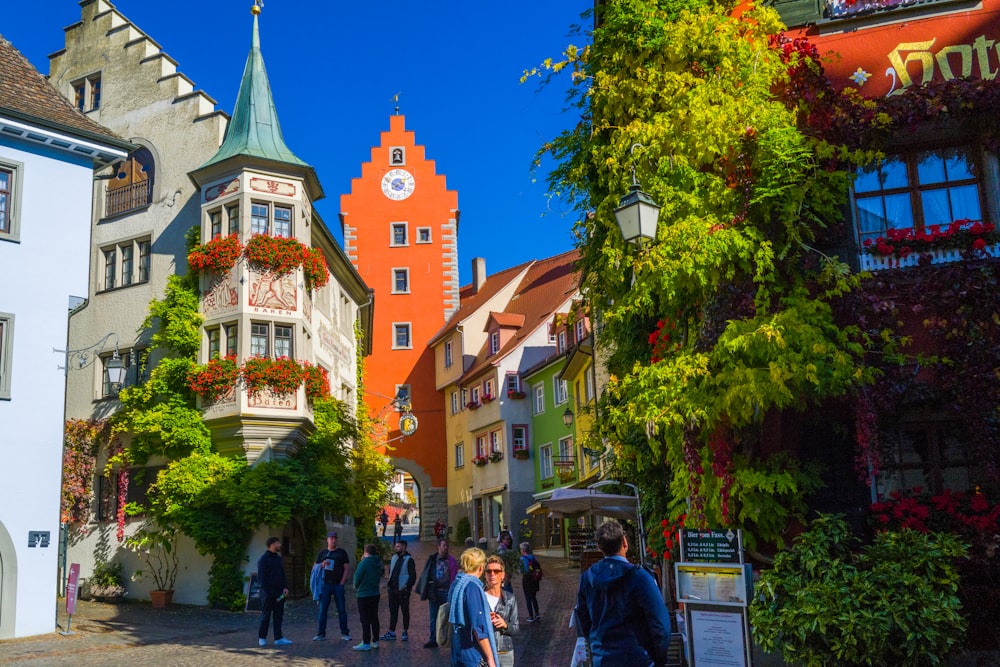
top-left (381, 169), bottom-right (416, 200)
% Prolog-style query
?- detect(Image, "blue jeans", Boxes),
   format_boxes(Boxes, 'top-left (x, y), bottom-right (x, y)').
top-left (428, 598), bottom-right (442, 643)
top-left (317, 583), bottom-right (349, 636)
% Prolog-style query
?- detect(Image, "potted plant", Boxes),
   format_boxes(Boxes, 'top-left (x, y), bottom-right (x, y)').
top-left (513, 448), bottom-right (529, 460)
top-left (507, 390), bottom-right (526, 400)
top-left (125, 522), bottom-right (179, 607)
top-left (466, 400), bottom-right (481, 410)
top-left (472, 455), bottom-right (488, 467)
top-left (488, 450), bottom-right (504, 463)
top-left (87, 559), bottom-right (127, 602)
top-left (481, 393), bottom-right (495, 403)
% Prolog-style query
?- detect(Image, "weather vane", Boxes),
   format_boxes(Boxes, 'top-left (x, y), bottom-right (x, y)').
top-left (392, 92), bottom-right (401, 115)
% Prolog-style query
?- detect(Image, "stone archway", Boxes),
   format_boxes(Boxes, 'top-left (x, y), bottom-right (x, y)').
top-left (386, 456), bottom-right (445, 542)
top-left (0, 520), bottom-right (18, 639)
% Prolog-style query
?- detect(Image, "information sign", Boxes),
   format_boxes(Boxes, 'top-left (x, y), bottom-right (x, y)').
top-left (690, 609), bottom-right (747, 666)
top-left (66, 563), bottom-right (80, 615)
top-left (681, 528), bottom-right (741, 563)
top-left (245, 572), bottom-right (262, 612)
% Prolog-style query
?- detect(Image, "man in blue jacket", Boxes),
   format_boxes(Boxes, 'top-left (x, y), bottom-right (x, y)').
top-left (576, 520), bottom-right (671, 667)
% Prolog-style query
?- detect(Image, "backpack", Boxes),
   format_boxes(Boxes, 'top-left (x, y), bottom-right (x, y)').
top-left (435, 601), bottom-right (452, 647)
top-left (529, 556), bottom-right (543, 582)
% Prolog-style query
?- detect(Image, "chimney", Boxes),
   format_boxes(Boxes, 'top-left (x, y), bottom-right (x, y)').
top-left (472, 257), bottom-right (486, 294)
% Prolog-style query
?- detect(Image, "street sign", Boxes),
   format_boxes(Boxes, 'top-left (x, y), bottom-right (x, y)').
top-left (681, 528), bottom-right (741, 563)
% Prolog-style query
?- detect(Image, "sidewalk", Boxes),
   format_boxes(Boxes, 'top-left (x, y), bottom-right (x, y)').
top-left (0, 537), bottom-right (579, 666)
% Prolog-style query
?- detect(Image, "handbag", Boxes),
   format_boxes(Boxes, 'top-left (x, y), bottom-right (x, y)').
top-left (436, 601), bottom-right (452, 647)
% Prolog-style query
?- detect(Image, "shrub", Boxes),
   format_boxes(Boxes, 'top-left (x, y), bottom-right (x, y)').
top-left (750, 514), bottom-right (968, 666)
top-left (455, 517), bottom-right (472, 545)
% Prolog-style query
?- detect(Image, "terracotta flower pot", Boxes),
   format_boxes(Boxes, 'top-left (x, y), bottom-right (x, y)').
top-left (150, 589), bottom-right (174, 608)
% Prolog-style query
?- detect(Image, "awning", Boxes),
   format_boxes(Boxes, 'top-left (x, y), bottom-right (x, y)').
top-left (525, 487), bottom-right (638, 520)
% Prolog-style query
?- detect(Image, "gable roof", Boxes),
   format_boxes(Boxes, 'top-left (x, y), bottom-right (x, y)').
top-left (459, 248), bottom-right (580, 383)
top-left (486, 312), bottom-right (525, 330)
top-left (0, 34), bottom-right (130, 158)
top-left (428, 259), bottom-right (534, 345)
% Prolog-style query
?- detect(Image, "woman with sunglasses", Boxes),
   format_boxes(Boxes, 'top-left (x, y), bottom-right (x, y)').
top-left (483, 555), bottom-right (520, 667)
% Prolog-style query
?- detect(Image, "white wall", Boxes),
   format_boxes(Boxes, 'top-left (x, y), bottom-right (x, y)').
top-left (0, 139), bottom-right (96, 638)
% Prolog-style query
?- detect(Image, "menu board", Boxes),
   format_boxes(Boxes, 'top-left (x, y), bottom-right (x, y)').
top-left (690, 609), bottom-right (747, 666)
top-left (676, 565), bottom-right (747, 604)
top-left (681, 529), bottom-right (741, 563)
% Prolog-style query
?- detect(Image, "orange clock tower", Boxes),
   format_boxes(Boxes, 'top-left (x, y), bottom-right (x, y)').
top-left (341, 114), bottom-right (459, 537)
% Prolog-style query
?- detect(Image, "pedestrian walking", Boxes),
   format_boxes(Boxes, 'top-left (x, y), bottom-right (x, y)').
top-left (519, 542), bottom-right (542, 622)
top-left (435, 517), bottom-right (446, 541)
top-left (416, 537), bottom-right (457, 648)
top-left (483, 555), bottom-right (519, 667)
top-left (380, 510), bottom-right (390, 537)
top-left (312, 531), bottom-right (352, 642)
top-left (576, 520), bottom-right (672, 667)
top-left (352, 543), bottom-right (383, 651)
top-left (447, 547), bottom-right (499, 667)
top-left (382, 539), bottom-right (416, 642)
top-left (256, 537), bottom-right (292, 647)
top-left (393, 514), bottom-right (403, 544)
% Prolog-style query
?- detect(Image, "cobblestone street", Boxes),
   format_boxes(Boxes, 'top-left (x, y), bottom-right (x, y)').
top-left (0, 539), bottom-right (578, 666)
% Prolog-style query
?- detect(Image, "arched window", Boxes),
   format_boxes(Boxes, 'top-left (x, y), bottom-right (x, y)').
top-left (105, 147), bottom-right (154, 217)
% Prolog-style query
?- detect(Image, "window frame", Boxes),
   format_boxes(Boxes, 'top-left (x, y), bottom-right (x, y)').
top-left (0, 313), bottom-right (13, 400)
top-left (575, 320), bottom-right (586, 343)
top-left (392, 322), bottom-right (413, 350)
top-left (71, 73), bottom-right (101, 112)
top-left (540, 444), bottom-right (553, 479)
top-left (476, 434), bottom-right (488, 459)
top-left (416, 226), bottom-right (432, 243)
top-left (390, 222), bottom-right (409, 247)
top-left (450, 390), bottom-right (460, 415)
top-left (0, 159), bottom-right (23, 243)
top-left (506, 373), bottom-right (521, 395)
top-left (512, 424), bottom-right (528, 451)
top-left (534, 383), bottom-right (545, 414)
top-left (484, 378), bottom-right (495, 399)
top-left (875, 420), bottom-right (970, 498)
top-left (444, 340), bottom-right (454, 368)
top-left (490, 428), bottom-right (503, 454)
top-left (100, 237), bottom-right (152, 291)
top-left (554, 377), bottom-right (568, 405)
top-left (853, 144), bottom-right (987, 248)
top-left (489, 331), bottom-right (500, 355)
top-left (455, 442), bottom-right (465, 469)
top-left (392, 267), bottom-right (410, 294)
top-left (274, 323), bottom-right (294, 359)
top-left (224, 323), bottom-right (238, 357)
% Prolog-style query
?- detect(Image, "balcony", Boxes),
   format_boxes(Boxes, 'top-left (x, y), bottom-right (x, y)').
top-left (105, 180), bottom-right (150, 217)
top-left (860, 243), bottom-right (1000, 271)
top-left (859, 222), bottom-right (999, 271)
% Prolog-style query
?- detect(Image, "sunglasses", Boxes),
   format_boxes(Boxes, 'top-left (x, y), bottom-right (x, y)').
top-left (485, 569), bottom-right (504, 574)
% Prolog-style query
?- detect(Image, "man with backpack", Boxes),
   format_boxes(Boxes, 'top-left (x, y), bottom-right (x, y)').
top-left (518, 542), bottom-right (542, 622)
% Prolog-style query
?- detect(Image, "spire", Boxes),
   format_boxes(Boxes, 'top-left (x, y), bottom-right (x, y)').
top-left (198, 2), bottom-right (307, 170)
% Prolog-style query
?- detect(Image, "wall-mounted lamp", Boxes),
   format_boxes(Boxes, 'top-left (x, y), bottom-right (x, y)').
top-left (55, 332), bottom-right (126, 394)
top-left (562, 407), bottom-right (574, 428)
top-left (613, 143), bottom-right (662, 246)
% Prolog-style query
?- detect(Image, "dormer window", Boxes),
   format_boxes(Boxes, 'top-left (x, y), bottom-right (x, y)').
top-left (489, 331), bottom-right (500, 355)
top-left (558, 331), bottom-right (567, 354)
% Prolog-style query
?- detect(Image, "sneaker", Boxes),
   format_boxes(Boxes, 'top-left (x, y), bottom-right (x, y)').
top-left (258, 638), bottom-right (267, 647)
top-left (274, 638), bottom-right (292, 646)
top-left (353, 642), bottom-right (371, 651)
top-left (423, 640), bottom-right (438, 648)
top-left (381, 631), bottom-right (396, 640)
top-left (525, 617), bottom-right (535, 623)
top-left (313, 635), bottom-right (326, 641)
top-left (401, 631), bottom-right (409, 642)
top-left (341, 634), bottom-right (352, 641)
top-left (371, 641), bottom-right (380, 649)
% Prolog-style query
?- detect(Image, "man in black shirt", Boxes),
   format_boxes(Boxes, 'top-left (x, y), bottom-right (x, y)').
top-left (313, 531), bottom-right (352, 641)
top-left (257, 537), bottom-right (291, 647)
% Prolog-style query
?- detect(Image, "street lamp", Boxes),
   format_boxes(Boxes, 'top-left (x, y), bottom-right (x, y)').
top-left (55, 332), bottom-right (126, 394)
top-left (613, 144), bottom-right (661, 246)
top-left (562, 407), bottom-right (574, 428)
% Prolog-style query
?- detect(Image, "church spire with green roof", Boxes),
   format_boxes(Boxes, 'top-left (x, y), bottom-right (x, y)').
top-left (198, 2), bottom-right (307, 171)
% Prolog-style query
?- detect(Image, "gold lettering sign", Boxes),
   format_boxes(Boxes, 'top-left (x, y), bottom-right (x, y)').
top-left (887, 36), bottom-right (999, 95)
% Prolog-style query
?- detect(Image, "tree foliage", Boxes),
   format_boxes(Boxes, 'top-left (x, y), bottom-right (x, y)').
top-left (535, 0), bottom-right (874, 544)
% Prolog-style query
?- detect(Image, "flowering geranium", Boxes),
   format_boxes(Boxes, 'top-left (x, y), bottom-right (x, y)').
top-left (244, 234), bottom-right (305, 276)
top-left (871, 489), bottom-right (1000, 559)
top-left (187, 234), bottom-right (243, 274)
top-left (507, 390), bottom-right (526, 399)
top-left (187, 356), bottom-right (239, 401)
top-left (862, 220), bottom-right (998, 260)
top-left (302, 362), bottom-right (330, 400)
top-left (645, 514), bottom-right (687, 561)
top-left (472, 455), bottom-right (488, 467)
top-left (242, 356), bottom-right (306, 397)
top-left (301, 247), bottom-right (331, 289)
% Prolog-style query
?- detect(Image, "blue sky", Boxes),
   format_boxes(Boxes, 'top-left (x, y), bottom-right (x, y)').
top-left (4, 1), bottom-right (591, 284)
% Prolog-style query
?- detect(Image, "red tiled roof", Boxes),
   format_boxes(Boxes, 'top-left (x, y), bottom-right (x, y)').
top-left (486, 311), bottom-right (525, 330)
top-left (460, 249), bottom-right (581, 382)
top-left (427, 259), bottom-right (534, 345)
top-left (0, 34), bottom-right (126, 145)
